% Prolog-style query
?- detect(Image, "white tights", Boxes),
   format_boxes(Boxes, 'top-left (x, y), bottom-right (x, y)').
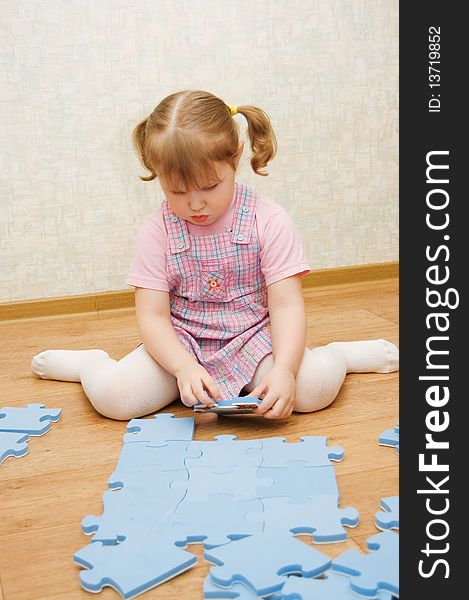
top-left (31, 340), bottom-right (399, 420)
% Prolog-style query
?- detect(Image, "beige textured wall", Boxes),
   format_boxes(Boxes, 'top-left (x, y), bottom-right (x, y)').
top-left (1, 0), bottom-right (398, 303)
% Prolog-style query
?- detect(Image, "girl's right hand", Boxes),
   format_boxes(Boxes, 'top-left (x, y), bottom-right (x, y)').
top-left (174, 361), bottom-right (222, 407)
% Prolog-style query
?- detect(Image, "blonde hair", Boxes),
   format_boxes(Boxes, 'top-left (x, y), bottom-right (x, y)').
top-left (131, 90), bottom-right (277, 190)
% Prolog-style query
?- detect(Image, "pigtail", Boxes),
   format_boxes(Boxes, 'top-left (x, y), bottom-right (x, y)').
top-left (236, 106), bottom-right (277, 176)
top-left (131, 118), bottom-right (157, 182)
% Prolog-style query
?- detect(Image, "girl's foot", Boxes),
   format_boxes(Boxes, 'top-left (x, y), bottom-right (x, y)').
top-left (327, 339), bottom-right (399, 374)
top-left (31, 349), bottom-right (110, 382)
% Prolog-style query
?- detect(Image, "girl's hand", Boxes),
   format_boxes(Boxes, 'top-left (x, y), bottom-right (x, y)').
top-left (249, 364), bottom-right (296, 419)
top-left (174, 360), bottom-right (222, 407)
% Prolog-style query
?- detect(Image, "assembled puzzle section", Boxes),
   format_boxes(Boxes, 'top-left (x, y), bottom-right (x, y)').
top-left (82, 413), bottom-right (197, 546)
top-left (0, 403), bottom-right (62, 467)
top-left (75, 412), bottom-right (360, 599)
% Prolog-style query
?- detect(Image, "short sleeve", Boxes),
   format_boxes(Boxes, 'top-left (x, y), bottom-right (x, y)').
top-left (125, 210), bottom-right (170, 292)
top-left (257, 198), bottom-right (311, 287)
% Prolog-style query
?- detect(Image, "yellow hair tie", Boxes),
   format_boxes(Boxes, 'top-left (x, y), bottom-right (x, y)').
top-left (227, 105), bottom-right (238, 117)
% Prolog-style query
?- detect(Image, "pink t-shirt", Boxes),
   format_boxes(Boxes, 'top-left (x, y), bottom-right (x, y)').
top-left (126, 187), bottom-right (310, 291)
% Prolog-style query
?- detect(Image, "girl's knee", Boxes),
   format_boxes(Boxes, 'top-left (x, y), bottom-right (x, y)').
top-left (91, 397), bottom-right (136, 421)
top-left (293, 347), bottom-right (347, 413)
top-left (82, 364), bottom-right (177, 420)
top-left (81, 369), bottom-right (131, 420)
top-left (293, 389), bottom-right (336, 413)
top-left (90, 395), bottom-right (155, 421)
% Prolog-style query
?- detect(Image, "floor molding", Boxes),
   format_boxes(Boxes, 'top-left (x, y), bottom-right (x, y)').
top-left (301, 261), bottom-right (398, 288)
top-left (0, 261), bottom-right (398, 321)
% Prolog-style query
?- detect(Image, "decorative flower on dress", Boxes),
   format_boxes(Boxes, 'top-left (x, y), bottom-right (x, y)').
top-left (202, 271), bottom-right (225, 298)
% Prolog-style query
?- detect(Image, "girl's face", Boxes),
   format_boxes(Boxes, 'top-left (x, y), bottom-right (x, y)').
top-left (159, 144), bottom-right (243, 226)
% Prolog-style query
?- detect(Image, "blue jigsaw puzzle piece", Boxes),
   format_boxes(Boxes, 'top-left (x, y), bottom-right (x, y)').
top-left (0, 432), bottom-right (29, 465)
top-left (73, 524), bottom-right (197, 599)
top-left (108, 466), bottom-right (189, 500)
top-left (332, 530), bottom-right (399, 597)
top-left (205, 531), bottom-right (331, 597)
top-left (0, 403), bottom-right (62, 435)
top-left (256, 462), bottom-right (339, 503)
top-left (375, 496), bottom-right (399, 531)
top-left (172, 465), bottom-right (260, 502)
top-left (185, 435), bottom-right (263, 473)
top-left (194, 397), bottom-right (262, 415)
top-left (82, 485), bottom-right (184, 544)
top-left (281, 572), bottom-right (394, 599)
top-left (169, 493), bottom-right (263, 549)
top-left (124, 413), bottom-right (194, 444)
top-left (258, 437), bottom-right (344, 468)
top-left (203, 574), bottom-right (283, 598)
top-left (115, 440), bottom-right (200, 472)
top-left (97, 467), bottom-right (189, 544)
top-left (246, 496), bottom-right (359, 543)
top-left (379, 423), bottom-right (399, 454)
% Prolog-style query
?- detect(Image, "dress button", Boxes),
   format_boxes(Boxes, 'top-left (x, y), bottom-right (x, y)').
top-left (237, 234), bottom-right (245, 241)
top-left (171, 216), bottom-right (178, 223)
top-left (242, 206), bottom-right (249, 213)
top-left (177, 242), bottom-right (184, 249)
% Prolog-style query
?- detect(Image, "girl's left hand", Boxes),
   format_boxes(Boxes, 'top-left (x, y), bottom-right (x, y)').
top-left (249, 364), bottom-right (296, 419)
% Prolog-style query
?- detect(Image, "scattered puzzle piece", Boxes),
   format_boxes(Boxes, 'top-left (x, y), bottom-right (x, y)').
top-left (205, 531), bottom-right (331, 597)
top-left (0, 432), bottom-right (29, 466)
top-left (375, 496), bottom-right (399, 531)
top-left (332, 530), bottom-right (399, 597)
top-left (73, 524), bottom-right (197, 599)
top-left (379, 423), bottom-right (399, 454)
top-left (0, 403), bottom-right (62, 435)
top-left (246, 496), bottom-right (359, 543)
top-left (258, 436), bottom-right (343, 468)
top-left (281, 572), bottom-right (394, 599)
top-left (124, 413), bottom-right (194, 444)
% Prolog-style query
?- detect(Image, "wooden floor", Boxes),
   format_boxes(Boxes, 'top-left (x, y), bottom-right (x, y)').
top-left (0, 279), bottom-right (399, 600)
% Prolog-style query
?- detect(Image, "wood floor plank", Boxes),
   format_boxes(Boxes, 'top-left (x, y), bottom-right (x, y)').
top-left (0, 279), bottom-right (398, 599)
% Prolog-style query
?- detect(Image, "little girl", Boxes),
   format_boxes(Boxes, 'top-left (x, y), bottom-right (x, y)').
top-left (31, 90), bottom-right (398, 420)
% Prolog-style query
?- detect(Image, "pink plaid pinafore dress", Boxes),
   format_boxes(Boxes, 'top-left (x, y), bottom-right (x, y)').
top-left (162, 182), bottom-right (272, 399)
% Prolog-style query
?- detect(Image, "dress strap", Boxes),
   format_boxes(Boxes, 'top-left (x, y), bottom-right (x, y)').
top-left (162, 201), bottom-right (190, 254)
top-left (230, 182), bottom-right (257, 245)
